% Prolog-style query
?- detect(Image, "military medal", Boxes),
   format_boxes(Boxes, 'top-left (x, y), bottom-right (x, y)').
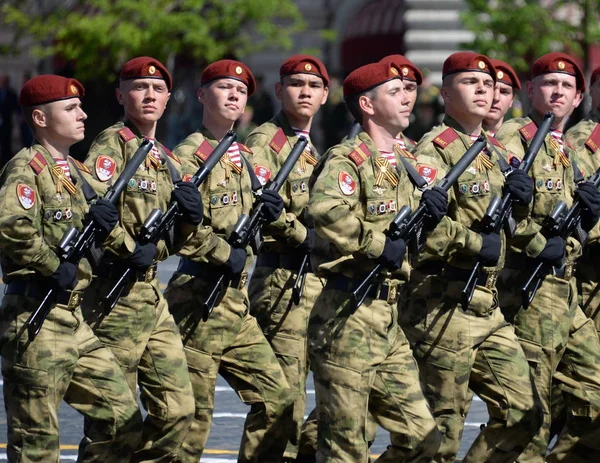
top-left (475, 152), bottom-right (494, 172)
top-left (549, 137), bottom-right (570, 168)
top-left (374, 157), bottom-right (398, 188)
top-left (51, 164), bottom-right (77, 196)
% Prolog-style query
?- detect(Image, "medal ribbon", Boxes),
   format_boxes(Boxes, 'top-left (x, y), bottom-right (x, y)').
top-left (51, 165), bottom-right (77, 195)
top-left (549, 137), bottom-right (570, 168)
top-left (374, 157), bottom-right (398, 187)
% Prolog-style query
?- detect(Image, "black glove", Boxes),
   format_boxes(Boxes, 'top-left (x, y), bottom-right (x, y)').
top-left (376, 237), bottom-right (406, 271)
top-left (478, 232), bottom-right (501, 265)
top-left (172, 182), bottom-right (203, 226)
top-left (260, 189), bottom-right (284, 223)
top-left (89, 199), bottom-right (119, 241)
top-left (505, 169), bottom-right (534, 204)
top-left (574, 181), bottom-right (600, 231)
top-left (127, 242), bottom-right (157, 270)
top-left (538, 236), bottom-right (566, 266)
top-left (297, 227), bottom-right (315, 253)
top-left (50, 262), bottom-right (78, 291)
top-left (224, 247), bottom-right (247, 276)
top-left (421, 186), bottom-right (448, 230)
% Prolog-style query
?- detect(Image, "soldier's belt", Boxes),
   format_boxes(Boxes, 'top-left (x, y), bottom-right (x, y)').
top-left (97, 263), bottom-right (158, 283)
top-left (176, 258), bottom-right (248, 290)
top-left (5, 280), bottom-right (82, 310)
top-left (328, 274), bottom-right (400, 305)
top-left (417, 261), bottom-right (498, 290)
top-left (256, 251), bottom-right (312, 272)
top-left (504, 253), bottom-right (574, 281)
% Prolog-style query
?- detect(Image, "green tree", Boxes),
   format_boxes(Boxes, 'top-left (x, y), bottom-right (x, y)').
top-left (1, 0), bottom-right (305, 81)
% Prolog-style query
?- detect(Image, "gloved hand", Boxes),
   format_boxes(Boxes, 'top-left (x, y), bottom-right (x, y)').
top-left (505, 169), bottom-right (534, 204)
top-left (297, 227), bottom-right (315, 253)
top-left (376, 237), bottom-right (406, 271)
top-left (478, 232), bottom-right (501, 266)
top-left (260, 190), bottom-right (284, 223)
top-left (50, 262), bottom-right (78, 291)
top-left (538, 236), bottom-right (566, 266)
top-left (574, 181), bottom-right (600, 231)
top-left (127, 242), bottom-right (157, 270)
top-left (172, 182), bottom-right (203, 226)
top-left (421, 186), bottom-right (448, 230)
top-left (224, 247), bottom-right (247, 276)
top-left (89, 199), bottom-right (119, 241)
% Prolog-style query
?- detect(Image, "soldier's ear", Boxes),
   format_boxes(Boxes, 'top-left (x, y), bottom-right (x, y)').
top-left (526, 81), bottom-right (534, 101)
top-left (572, 90), bottom-right (584, 109)
top-left (197, 87), bottom-right (205, 103)
top-left (320, 86), bottom-right (329, 106)
top-left (275, 82), bottom-right (283, 101)
top-left (31, 108), bottom-right (48, 129)
top-left (358, 94), bottom-right (374, 116)
top-left (115, 88), bottom-right (124, 106)
top-left (440, 86), bottom-right (451, 105)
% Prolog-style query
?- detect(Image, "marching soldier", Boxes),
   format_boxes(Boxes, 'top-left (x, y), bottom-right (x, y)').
top-left (163, 59), bottom-right (294, 463)
top-left (401, 52), bottom-right (541, 463)
top-left (307, 60), bottom-right (446, 462)
top-left (496, 52), bottom-right (600, 463)
top-left (81, 57), bottom-right (199, 461)
top-left (244, 54), bottom-right (329, 462)
top-left (484, 59), bottom-right (521, 135)
top-left (0, 75), bottom-right (142, 461)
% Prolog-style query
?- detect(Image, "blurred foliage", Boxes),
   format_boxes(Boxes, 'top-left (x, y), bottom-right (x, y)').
top-left (1, 0), bottom-right (306, 81)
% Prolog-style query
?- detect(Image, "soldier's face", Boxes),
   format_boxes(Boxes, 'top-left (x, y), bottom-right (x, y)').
top-left (527, 73), bottom-right (582, 122)
top-left (366, 78), bottom-right (412, 132)
top-left (198, 78), bottom-right (248, 125)
top-left (34, 98), bottom-right (87, 145)
top-left (591, 78), bottom-right (600, 110)
top-left (276, 74), bottom-right (328, 120)
top-left (117, 78), bottom-right (170, 125)
top-left (442, 72), bottom-right (494, 120)
top-left (484, 81), bottom-right (514, 126)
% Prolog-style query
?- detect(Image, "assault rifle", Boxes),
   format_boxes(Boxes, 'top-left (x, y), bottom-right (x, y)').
top-left (202, 136), bottom-right (308, 317)
top-left (522, 163), bottom-right (600, 307)
top-left (102, 131), bottom-right (237, 313)
top-left (351, 136), bottom-right (487, 309)
top-left (461, 112), bottom-right (555, 307)
top-left (22, 138), bottom-right (154, 341)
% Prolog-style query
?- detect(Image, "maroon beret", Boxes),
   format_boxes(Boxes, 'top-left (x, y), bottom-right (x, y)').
top-left (280, 54), bottom-right (330, 86)
top-left (201, 60), bottom-right (256, 97)
top-left (343, 62), bottom-right (402, 98)
top-left (531, 52), bottom-right (585, 92)
top-left (443, 52), bottom-right (496, 82)
top-left (19, 75), bottom-right (85, 107)
top-left (120, 56), bottom-right (172, 90)
top-left (379, 55), bottom-right (423, 85)
top-left (592, 66), bottom-right (600, 87)
top-left (490, 59), bottom-right (521, 90)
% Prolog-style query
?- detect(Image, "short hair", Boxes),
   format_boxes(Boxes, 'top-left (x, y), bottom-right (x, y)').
top-left (344, 87), bottom-right (378, 125)
top-left (23, 103), bottom-right (52, 134)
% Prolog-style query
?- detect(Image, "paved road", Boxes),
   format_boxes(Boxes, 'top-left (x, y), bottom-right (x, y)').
top-left (0, 257), bottom-right (489, 461)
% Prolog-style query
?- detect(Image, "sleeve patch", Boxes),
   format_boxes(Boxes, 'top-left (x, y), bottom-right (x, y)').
top-left (433, 128), bottom-right (459, 149)
top-left (269, 128), bottom-right (287, 154)
top-left (17, 183), bottom-right (36, 209)
top-left (519, 122), bottom-right (537, 142)
top-left (194, 140), bottom-right (214, 162)
top-left (95, 155), bottom-right (117, 182)
top-left (348, 142), bottom-right (371, 166)
top-left (417, 164), bottom-right (438, 185)
top-left (29, 152), bottom-right (48, 175)
top-left (338, 171), bottom-right (356, 195)
top-left (182, 173), bottom-right (193, 182)
top-left (117, 127), bottom-right (136, 143)
top-left (585, 124), bottom-right (600, 153)
top-left (254, 165), bottom-right (271, 186)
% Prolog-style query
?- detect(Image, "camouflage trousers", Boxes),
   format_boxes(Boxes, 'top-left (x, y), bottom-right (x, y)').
top-left (164, 269), bottom-right (295, 463)
top-left (0, 292), bottom-right (142, 462)
top-left (308, 280), bottom-right (441, 463)
top-left (498, 270), bottom-right (600, 463)
top-left (401, 271), bottom-right (541, 463)
top-left (82, 276), bottom-right (195, 462)
top-left (248, 262), bottom-right (325, 460)
top-left (577, 254), bottom-right (600, 334)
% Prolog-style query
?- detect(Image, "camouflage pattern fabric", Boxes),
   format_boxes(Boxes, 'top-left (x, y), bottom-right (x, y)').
top-left (0, 145), bottom-right (142, 461)
top-left (401, 116), bottom-right (540, 463)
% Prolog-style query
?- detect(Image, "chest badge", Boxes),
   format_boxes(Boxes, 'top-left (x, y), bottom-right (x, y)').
top-left (17, 183), bottom-right (36, 210)
top-left (338, 171), bottom-right (356, 196)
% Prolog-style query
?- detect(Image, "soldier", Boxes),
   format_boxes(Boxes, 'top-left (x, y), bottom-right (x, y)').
top-left (81, 57), bottom-right (199, 461)
top-left (244, 54), bottom-right (328, 462)
top-left (484, 59), bottom-right (521, 135)
top-left (496, 52), bottom-right (600, 463)
top-left (162, 59), bottom-right (295, 463)
top-left (307, 61), bottom-right (446, 462)
top-left (0, 75), bottom-right (142, 461)
top-left (400, 52), bottom-right (541, 463)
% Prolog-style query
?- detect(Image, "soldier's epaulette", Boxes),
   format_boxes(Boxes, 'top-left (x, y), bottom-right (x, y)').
top-left (117, 126), bottom-right (137, 143)
top-left (238, 143), bottom-right (253, 154)
top-left (348, 142), bottom-right (371, 166)
top-left (433, 128), bottom-right (459, 149)
top-left (487, 135), bottom-right (505, 150)
top-left (269, 128), bottom-right (287, 154)
top-left (163, 146), bottom-right (180, 164)
top-left (29, 151), bottom-right (47, 175)
top-left (585, 124), bottom-right (600, 153)
top-left (194, 139), bottom-right (213, 162)
top-left (70, 157), bottom-right (91, 174)
top-left (519, 122), bottom-right (537, 142)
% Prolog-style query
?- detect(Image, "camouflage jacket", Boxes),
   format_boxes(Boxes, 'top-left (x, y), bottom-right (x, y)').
top-left (306, 131), bottom-right (417, 282)
top-left (174, 127), bottom-right (255, 268)
top-left (245, 111), bottom-right (319, 253)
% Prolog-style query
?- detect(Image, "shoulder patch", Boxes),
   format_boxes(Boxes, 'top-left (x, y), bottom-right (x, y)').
top-left (433, 128), bottom-right (459, 149)
top-left (118, 127), bottom-right (137, 143)
top-left (416, 164), bottom-right (438, 185)
top-left (269, 128), bottom-right (288, 154)
top-left (194, 140), bottom-right (214, 162)
top-left (29, 152), bottom-right (48, 175)
top-left (70, 158), bottom-right (91, 175)
top-left (238, 143), bottom-right (253, 154)
top-left (162, 146), bottom-right (180, 164)
top-left (95, 155), bottom-right (117, 182)
top-left (519, 122), bottom-right (538, 142)
top-left (338, 171), bottom-right (356, 195)
top-left (348, 142), bottom-right (371, 166)
top-left (488, 136), bottom-right (505, 150)
top-left (254, 165), bottom-right (271, 186)
top-left (17, 183), bottom-right (36, 210)
top-left (585, 124), bottom-right (600, 153)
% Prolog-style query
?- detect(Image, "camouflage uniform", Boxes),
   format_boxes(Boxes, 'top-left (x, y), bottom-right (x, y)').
top-left (496, 112), bottom-right (600, 463)
top-left (0, 145), bottom-right (142, 462)
top-left (307, 131), bottom-right (441, 463)
top-left (163, 126), bottom-right (295, 463)
top-left (399, 116), bottom-right (540, 463)
top-left (81, 122), bottom-right (195, 462)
